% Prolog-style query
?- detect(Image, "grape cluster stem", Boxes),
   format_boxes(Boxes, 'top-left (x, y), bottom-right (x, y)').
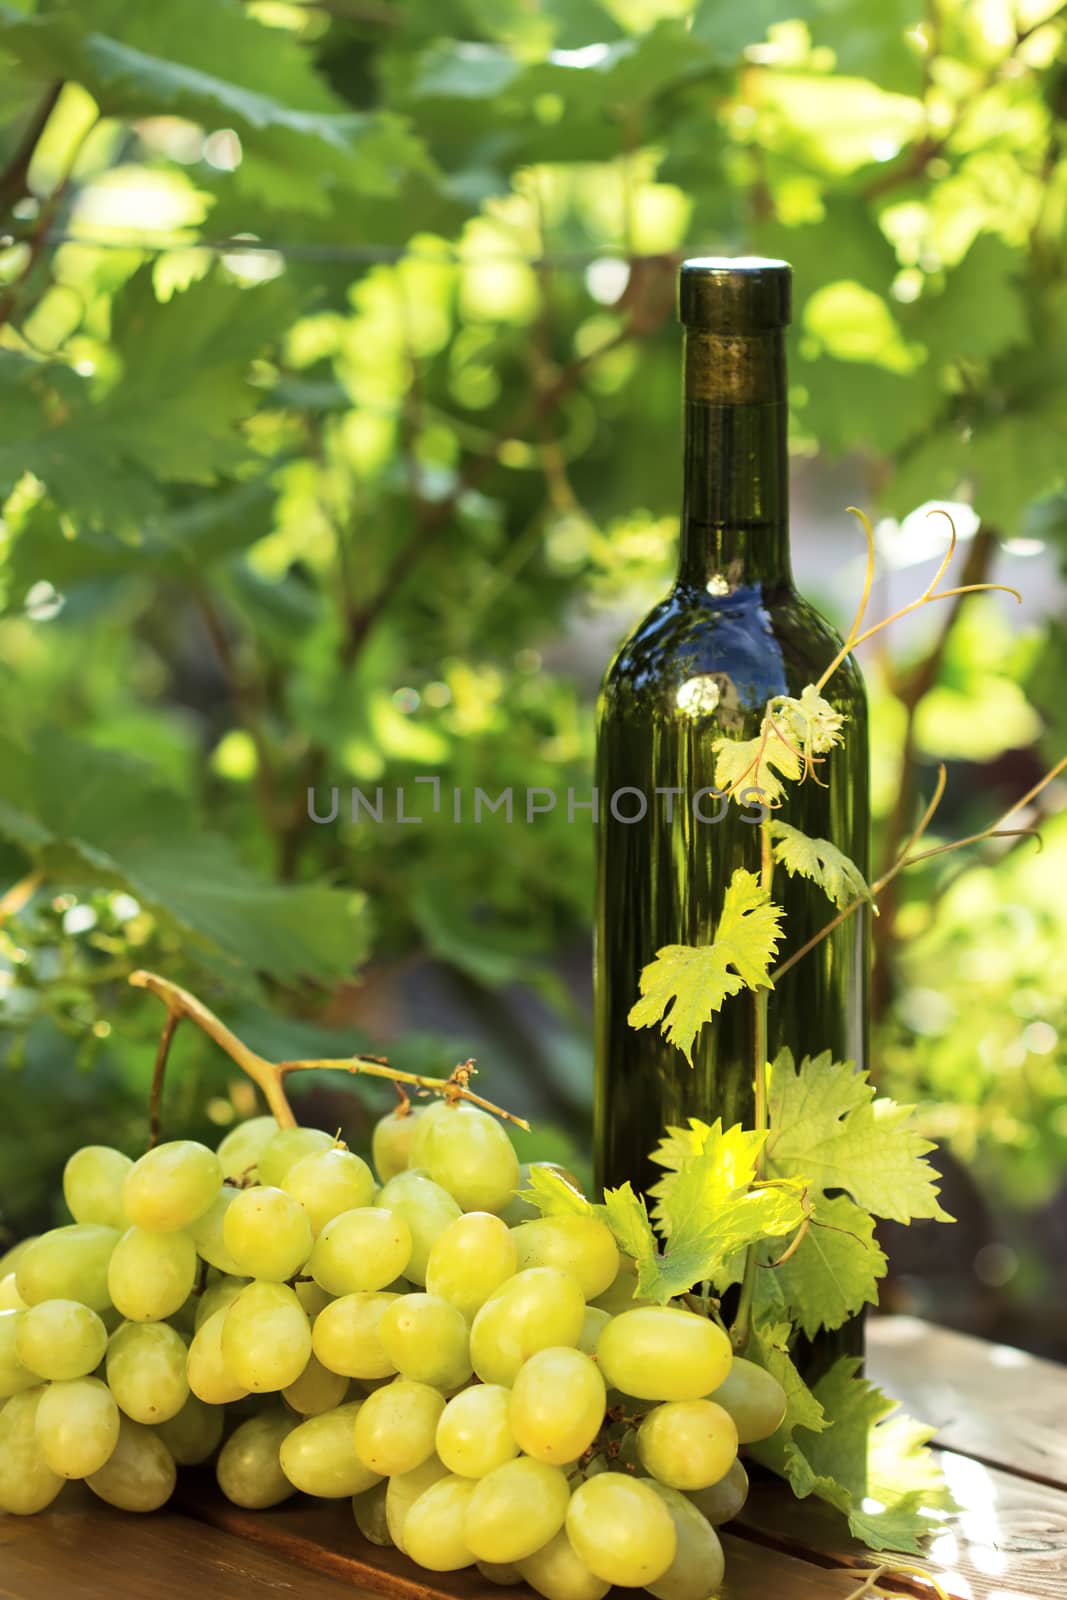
top-left (129, 969), bottom-right (530, 1139)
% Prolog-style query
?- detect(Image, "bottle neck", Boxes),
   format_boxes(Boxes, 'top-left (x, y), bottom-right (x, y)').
top-left (678, 329), bottom-right (792, 592)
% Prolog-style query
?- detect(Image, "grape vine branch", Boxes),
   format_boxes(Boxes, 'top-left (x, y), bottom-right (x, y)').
top-left (129, 968), bottom-right (530, 1145)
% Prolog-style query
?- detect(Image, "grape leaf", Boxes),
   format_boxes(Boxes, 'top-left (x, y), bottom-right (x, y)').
top-left (756, 1194), bottom-right (887, 1337)
top-left (595, 1131), bottom-right (807, 1304)
top-left (746, 1316), bottom-right (828, 1451)
top-left (599, 1182), bottom-right (660, 1262)
top-left (628, 870), bottom-right (784, 1063)
top-left (518, 1163), bottom-right (593, 1218)
top-left (713, 731), bottom-right (800, 806)
top-left (774, 686), bottom-right (845, 757)
top-left (641, 1120), bottom-right (808, 1300)
top-left (765, 1049), bottom-right (954, 1226)
top-left (0, 270), bottom-right (294, 526)
top-left (0, 1), bottom-right (429, 213)
top-left (0, 727), bottom-right (369, 984)
top-left (649, 1118), bottom-right (764, 1199)
top-left (768, 821), bottom-right (872, 910)
top-left (3, 482), bottom-right (276, 610)
top-left (769, 1358), bottom-right (955, 1553)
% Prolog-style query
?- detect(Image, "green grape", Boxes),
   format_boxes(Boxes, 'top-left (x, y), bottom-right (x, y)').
top-left (63, 1145), bottom-right (132, 1230)
top-left (436, 1383), bottom-right (518, 1478)
top-left (15, 1224), bottom-right (119, 1312)
top-left (644, 1481), bottom-right (726, 1600)
top-left (312, 1292), bottom-right (399, 1379)
top-left (106, 1320), bottom-right (189, 1423)
top-left (353, 1478), bottom-right (392, 1545)
top-left (386, 1453), bottom-right (449, 1551)
top-left (577, 1306), bottom-right (610, 1356)
top-left (0, 1236), bottom-right (37, 1276)
top-left (282, 1148), bottom-right (376, 1235)
top-left (708, 1355), bottom-right (787, 1443)
top-left (156, 1393), bottom-right (225, 1465)
top-left (519, 1528), bottom-right (611, 1600)
top-left (294, 1277), bottom-right (332, 1318)
top-left (464, 1457), bottom-right (571, 1564)
top-left (122, 1141), bottom-right (222, 1233)
top-left (217, 1408), bottom-right (299, 1508)
top-left (86, 1415), bottom-right (176, 1512)
top-left (404, 1473), bottom-right (478, 1571)
top-left (0, 1272), bottom-right (26, 1311)
top-left (167, 1292), bottom-right (199, 1336)
top-left (510, 1347), bottom-right (606, 1465)
top-left (410, 1102), bottom-right (520, 1215)
top-left (378, 1292), bottom-right (471, 1390)
top-left (221, 1281), bottom-right (311, 1392)
top-left (310, 1207), bottom-right (412, 1296)
top-left (221, 1186), bottom-right (313, 1281)
top-left (188, 1187), bottom-right (244, 1276)
top-left (283, 1352), bottom-right (350, 1415)
top-left (216, 1115), bottom-right (279, 1181)
top-left (15, 1298), bottom-right (108, 1381)
top-left (470, 1267), bottom-right (585, 1386)
top-left (279, 1401), bottom-right (381, 1497)
top-left (589, 1257), bottom-right (652, 1315)
top-left (498, 1164), bottom-right (584, 1228)
top-left (377, 1171), bottom-right (462, 1285)
top-left (108, 1226), bottom-right (197, 1322)
top-left (0, 1389), bottom-right (65, 1514)
top-left (425, 1211), bottom-right (517, 1319)
top-left (195, 1274), bottom-right (249, 1330)
top-left (685, 1457), bottom-right (748, 1527)
top-left (34, 1376), bottom-right (119, 1479)
top-left (636, 1399), bottom-right (738, 1490)
top-left (566, 1473), bottom-right (677, 1587)
top-left (372, 1106), bottom-right (426, 1183)
top-left (0, 1308), bottom-right (39, 1397)
top-left (187, 1306), bottom-right (250, 1405)
top-left (256, 1127), bottom-right (335, 1188)
top-left (353, 1378), bottom-right (446, 1476)
top-left (511, 1218), bottom-right (619, 1302)
top-left (477, 1563), bottom-right (524, 1586)
top-left (596, 1308), bottom-right (731, 1402)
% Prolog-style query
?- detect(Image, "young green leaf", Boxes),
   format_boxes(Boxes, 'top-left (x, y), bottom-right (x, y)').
top-left (640, 1120), bottom-right (808, 1300)
top-left (766, 1049), bottom-right (954, 1225)
top-left (649, 1119), bottom-right (766, 1215)
top-left (756, 1194), bottom-right (887, 1336)
top-left (712, 730), bottom-right (800, 805)
top-left (628, 870), bottom-right (784, 1063)
top-left (763, 1358), bottom-right (956, 1553)
top-left (647, 1117), bottom-right (714, 1173)
top-left (517, 1163), bottom-right (593, 1218)
top-left (744, 1316), bottom-right (828, 1453)
top-left (768, 821), bottom-right (872, 910)
top-left (774, 685), bottom-right (845, 756)
top-left (599, 1182), bottom-right (660, 1263)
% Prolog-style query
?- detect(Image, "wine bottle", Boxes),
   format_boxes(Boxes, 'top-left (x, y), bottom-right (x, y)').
top-left (592, 258), bottom-right (869, 1368)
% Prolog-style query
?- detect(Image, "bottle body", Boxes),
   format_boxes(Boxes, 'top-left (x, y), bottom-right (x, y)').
top-left (592, 259), bottom-right (869, 1371)
top-left (593, 580), bottom-right (869, 1188)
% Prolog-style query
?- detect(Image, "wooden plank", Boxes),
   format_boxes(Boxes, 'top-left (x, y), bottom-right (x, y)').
top-left (868, 1316), bottom-right (1067, 1490)
top-left (735, 1451), bottom-right (1067, 1600)
top-left (0, 1484), bottom-right (365, 1600)
top-left (181, 1481), bottom-right (863, 1600)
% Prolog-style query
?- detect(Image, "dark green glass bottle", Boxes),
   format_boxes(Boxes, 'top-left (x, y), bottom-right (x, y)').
top-left (593, 258), bottom-right (869, 1369)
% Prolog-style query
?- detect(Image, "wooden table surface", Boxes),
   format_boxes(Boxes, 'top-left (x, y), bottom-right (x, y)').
top-left (3, 1315), bottom-right (1065, 1600)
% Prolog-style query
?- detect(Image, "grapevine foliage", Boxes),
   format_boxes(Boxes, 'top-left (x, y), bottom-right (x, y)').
top-left (627, 870), bottom-right (784, 1062)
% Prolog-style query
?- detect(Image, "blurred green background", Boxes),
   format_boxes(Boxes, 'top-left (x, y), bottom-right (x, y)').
top-left (1, 0), bottom-right (1066, 1350)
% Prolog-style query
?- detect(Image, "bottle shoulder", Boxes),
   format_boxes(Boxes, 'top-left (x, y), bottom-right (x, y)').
top-left (601, 581), bottom-right (866, 715)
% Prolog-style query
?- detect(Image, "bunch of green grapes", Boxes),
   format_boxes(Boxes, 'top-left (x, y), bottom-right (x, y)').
top-left (0, 1098), bottom-right (786, 1600)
